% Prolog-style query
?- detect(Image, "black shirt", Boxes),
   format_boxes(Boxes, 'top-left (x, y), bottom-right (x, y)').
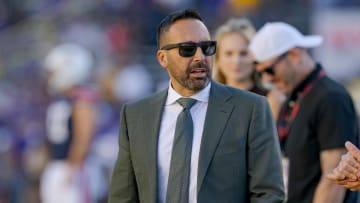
top-left (280, 64), bottom-right (359, 203)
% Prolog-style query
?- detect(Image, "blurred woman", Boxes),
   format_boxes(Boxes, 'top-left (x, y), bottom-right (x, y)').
top-left (213, 18), bottom-right (284, 120)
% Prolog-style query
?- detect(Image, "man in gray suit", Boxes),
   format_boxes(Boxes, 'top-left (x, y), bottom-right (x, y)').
top-left (109, 9), bottom-right (284, 203)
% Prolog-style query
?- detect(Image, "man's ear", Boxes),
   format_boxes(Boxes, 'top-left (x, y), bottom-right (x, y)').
top-left (157, 50), bottom-right (167, 68)
top-left (288, 48), bottom-right (302, 64)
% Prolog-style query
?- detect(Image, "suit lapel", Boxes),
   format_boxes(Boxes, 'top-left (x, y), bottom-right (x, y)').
top-left (141, 90), bottom-right (167, 203)
top-left (197, 82), bottom-right (234, 193)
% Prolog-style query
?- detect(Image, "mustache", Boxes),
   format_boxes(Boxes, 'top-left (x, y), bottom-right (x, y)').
top-left (189, 62), bottom-right (209, 71)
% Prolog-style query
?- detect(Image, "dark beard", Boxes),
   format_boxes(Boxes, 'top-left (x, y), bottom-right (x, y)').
top-left (183, 62), bottom-right (211, 91)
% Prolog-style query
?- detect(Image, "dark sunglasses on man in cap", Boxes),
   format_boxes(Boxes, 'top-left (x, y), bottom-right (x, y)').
top-left (254, 52), bottom-right (288, 76)
top-left (160, 41), bottom-right (217, 57)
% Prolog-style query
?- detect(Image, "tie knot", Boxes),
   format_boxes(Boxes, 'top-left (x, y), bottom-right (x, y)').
top-left (177, 98), bottom-right (197, 109)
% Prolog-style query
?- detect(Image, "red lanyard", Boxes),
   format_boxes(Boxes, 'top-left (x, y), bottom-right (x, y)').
top-left (277, 69), bottom-right (325, 142)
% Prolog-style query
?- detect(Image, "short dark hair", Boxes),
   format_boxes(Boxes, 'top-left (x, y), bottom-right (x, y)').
top-left (156, 9), bottom-right (203, 49)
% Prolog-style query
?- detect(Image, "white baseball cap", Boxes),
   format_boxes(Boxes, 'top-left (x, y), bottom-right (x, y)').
top-left (249, 22), bottom-right (323, 62)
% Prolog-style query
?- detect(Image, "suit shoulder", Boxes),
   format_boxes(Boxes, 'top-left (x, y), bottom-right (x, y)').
top-left (125, 89), bottom-right (167, 109)
top-left (222, 83), bottom-right (266, 101)
top-left (211, 82), bottom-right (267, 109)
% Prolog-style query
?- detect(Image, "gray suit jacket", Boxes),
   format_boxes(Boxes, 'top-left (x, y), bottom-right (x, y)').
top-left (109, 81), bottom-right (285, 203)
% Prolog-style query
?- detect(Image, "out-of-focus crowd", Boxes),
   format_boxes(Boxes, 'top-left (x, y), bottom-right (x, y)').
top-left (0, 0), bottom-right (359, 203)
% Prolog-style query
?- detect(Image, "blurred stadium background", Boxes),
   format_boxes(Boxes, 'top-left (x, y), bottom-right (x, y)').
top-left (0, 0), bottom-right (359, 202)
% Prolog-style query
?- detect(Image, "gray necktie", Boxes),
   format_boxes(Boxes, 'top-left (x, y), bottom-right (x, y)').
top-left (166, 98), bottom-right (197, 203)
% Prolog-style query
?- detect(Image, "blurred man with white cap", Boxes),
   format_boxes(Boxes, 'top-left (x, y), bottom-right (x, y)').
top-left (249, 22), bottom-right (359, 203)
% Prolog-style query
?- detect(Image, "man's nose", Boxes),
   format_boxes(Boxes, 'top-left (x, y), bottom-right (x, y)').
top-left (193, 47), bottom-right (205, 61)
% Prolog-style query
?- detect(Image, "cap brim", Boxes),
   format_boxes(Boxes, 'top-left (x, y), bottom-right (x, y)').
top-left (298, 35), bottom-right (323, 48)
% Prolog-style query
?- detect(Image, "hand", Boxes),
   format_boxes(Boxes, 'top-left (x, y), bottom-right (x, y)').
top-left (344, 142), bottom-right (360, 178)
top-left (345, 141), bottom-right (360, 163)
top-left (335, 179), bottom-right (360, 191)
top-left (328, 153), bottom-right (359, 180)
top-left (326, 141), bottom-right (360, 191)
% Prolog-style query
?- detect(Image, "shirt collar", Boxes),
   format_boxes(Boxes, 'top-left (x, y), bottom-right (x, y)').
top-left (289, 63), bottom-right (322, 101)
top-left (166, 80), bottom-right (211, 105)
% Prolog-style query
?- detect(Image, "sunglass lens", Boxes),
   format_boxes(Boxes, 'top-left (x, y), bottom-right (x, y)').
top-left (201, 45), bottom-right (215, 56)
top-left (179, 45), bottom-right (197, 57)
top-left (201, 42), bottom-right (216, 56)
top-left (177, 41), bottom-right (216, 57)
top-left (265, 67), bottom-right (275, 75)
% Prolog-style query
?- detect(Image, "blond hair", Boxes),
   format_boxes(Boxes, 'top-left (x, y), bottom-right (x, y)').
top-left (213, 18), bottom-right (256, 84)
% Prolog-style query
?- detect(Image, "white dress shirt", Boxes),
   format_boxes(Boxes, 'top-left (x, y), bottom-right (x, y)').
top-left (157, 82), bottom-right (210, 203)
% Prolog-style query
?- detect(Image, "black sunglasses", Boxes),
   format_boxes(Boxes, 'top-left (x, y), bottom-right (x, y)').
top-left (254, 52), bottom-right (288, 76)
top-left (160, 41), bottom-right (217, 57)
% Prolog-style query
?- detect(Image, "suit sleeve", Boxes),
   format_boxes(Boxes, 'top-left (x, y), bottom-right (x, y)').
top-left (109, 104), bottom-right (139, 203)
top-left (248, 97), bottom-right (285, 203)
